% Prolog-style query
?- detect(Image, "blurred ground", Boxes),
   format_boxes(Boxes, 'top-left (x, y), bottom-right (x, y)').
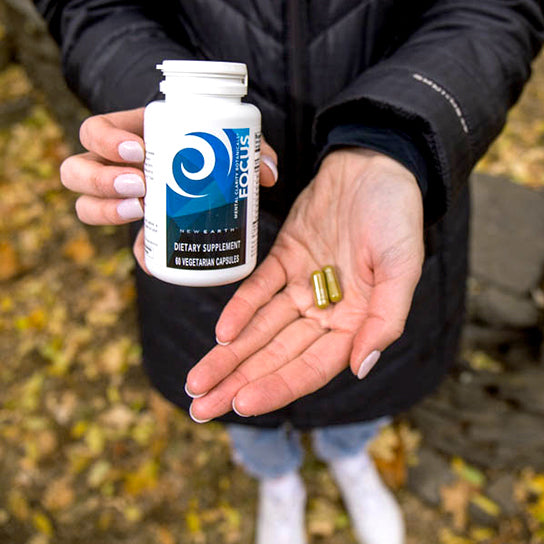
top-left (0, 51), bottom-right (543, 544)
top-left (477, 52), bottom-right (544, 187)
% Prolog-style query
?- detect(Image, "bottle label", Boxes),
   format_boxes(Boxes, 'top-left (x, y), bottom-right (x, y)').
top-left (166, 128), bottom-right (252, 270)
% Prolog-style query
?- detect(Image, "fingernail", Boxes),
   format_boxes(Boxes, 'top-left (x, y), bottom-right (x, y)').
top-left (184, 382), bottom-right (207, 399)
top-left (118, 141), bottom-right (144, 163)
top-left (114, 174), bottom-right (145, 197)
top-left (357, 350), bottom-right (381, 379)
top-left (216, 336), bottom-right (230, 346)
top-left (117, 198), bottom-right (143, 220)
top-left (189, 404), bottom-right (211, 424)
top-left (261, 155), bottom-right (278, 183)
top-left (232, 398), bottom-right (250, 417)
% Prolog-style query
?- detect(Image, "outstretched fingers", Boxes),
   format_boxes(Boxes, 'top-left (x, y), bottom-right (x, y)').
top-left (189, 317), bottom-right (326, 421)
top-left (214, 253), bottom-right (288, 343)
top-left (230, 330), bottom-right (353, 417)
top-left (186, 288), bottom-right (300, 396)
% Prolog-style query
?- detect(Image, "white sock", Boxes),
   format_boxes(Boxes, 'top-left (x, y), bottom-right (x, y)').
top-left (329, 449), bottom-right (405, 544)
top-left (261, 471), bottom-right (305, 498)
top-left (257, 471), bottom-right (307, 544)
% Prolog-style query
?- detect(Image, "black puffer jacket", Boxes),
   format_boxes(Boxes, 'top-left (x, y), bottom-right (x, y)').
top-left (36, 0), bottom-right (543, 428)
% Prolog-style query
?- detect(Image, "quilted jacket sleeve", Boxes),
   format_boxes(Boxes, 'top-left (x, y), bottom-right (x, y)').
top-left (33, 0), bottom-right (195, 113)
top-left (314, 0), bottom-right (544, 224)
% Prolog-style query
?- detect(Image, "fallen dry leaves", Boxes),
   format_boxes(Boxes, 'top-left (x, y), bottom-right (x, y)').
top-left (0, 35), bottom-right (543, 544)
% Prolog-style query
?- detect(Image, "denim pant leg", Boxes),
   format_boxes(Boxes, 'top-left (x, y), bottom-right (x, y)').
top-left (227, 424), bottom-right (304, 479)
top-left (311, 417), bottom-right (391, 463)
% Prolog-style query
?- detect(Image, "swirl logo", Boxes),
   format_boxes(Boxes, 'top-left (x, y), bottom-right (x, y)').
top-left (170, 131), bottom-right (233, 199)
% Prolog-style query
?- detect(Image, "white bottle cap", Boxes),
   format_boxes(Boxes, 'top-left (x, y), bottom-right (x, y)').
top-left (157, 60), bottom-right (248, 97)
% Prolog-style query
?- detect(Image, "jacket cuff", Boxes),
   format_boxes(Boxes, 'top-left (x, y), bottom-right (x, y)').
top-left (321, 124), bottom-right (428, 198)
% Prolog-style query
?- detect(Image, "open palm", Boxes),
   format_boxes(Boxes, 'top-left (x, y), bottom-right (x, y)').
top-left (187, 148), bottom-right (424, 422)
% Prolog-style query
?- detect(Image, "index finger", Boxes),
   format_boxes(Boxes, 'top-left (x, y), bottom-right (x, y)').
top-left (215, 253), bottom-right (287, 343)
top-left (79, 108), bottom-right (145, 164)
top-left (232, 330), bottom-right (353, 416)
top-left (187, 289), bottom-right (300, 395)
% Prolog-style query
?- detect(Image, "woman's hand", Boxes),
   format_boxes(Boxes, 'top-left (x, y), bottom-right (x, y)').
top-left (60, 107), bottom-right (279, 269)
top-left (187, 148), bottom-right (424, 421)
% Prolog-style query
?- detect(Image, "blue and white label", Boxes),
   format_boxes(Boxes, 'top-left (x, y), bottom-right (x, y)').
top-left (166, 128), bottom-right (251, 269)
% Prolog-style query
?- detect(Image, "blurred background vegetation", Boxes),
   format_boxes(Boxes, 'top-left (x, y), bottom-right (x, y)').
top-left (0, 2), bottom-right (543, 543)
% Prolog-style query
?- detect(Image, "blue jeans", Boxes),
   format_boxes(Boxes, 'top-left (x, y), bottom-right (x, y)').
top-left (227, 418), bottom-right (390, 479)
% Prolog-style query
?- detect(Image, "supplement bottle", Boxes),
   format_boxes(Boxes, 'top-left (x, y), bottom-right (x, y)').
top-left (143, 61), bottom-right (261, 286)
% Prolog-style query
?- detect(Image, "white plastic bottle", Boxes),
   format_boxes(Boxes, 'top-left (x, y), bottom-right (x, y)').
top-left (143, 60), bottom-right (261, 287)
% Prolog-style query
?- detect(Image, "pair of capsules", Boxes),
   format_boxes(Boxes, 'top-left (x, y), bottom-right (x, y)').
top-left (311, 265), bottom-right (342, 309)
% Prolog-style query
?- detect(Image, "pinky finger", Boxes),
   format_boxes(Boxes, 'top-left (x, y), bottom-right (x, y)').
top-left (75, 195), bottom-right (143, 225)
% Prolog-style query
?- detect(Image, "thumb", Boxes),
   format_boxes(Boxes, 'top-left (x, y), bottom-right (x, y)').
top-left (260, 137), bottom-right (278, 187)
top-left (350, 268), bottom-right (421, 379)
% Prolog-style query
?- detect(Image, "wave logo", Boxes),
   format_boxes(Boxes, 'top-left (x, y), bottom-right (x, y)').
top-left (169, 131), bottom-right (234, 200)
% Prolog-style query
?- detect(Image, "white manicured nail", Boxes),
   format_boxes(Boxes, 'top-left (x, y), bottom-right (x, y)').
top-left (118, 141), bottom-right (144, 163)
top-left (184, 382), bottom-right (207, 399)
top-left (114, 174), bottom-right (145, 197)
top-left (357, 350), bottom-right (381, 379)
top-left (189, 404), bottom-right (211, 424)
top-left (261, 155), bottom-right (278, 182)
top-left (216, 336), bottom-right (231, 346)
top-left (232, 398), bottom-right (250, 417)
top-left (117, 198), bottom-right (143, 220)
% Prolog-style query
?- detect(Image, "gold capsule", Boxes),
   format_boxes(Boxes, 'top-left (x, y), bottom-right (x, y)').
top-left (311, 270), bottom-right (330, 309)
top-left (323, 265), bottom-right (342, 303)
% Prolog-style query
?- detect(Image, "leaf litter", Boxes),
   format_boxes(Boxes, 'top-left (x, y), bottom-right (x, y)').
top-left (0, 44), bottom-right (543, 544)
